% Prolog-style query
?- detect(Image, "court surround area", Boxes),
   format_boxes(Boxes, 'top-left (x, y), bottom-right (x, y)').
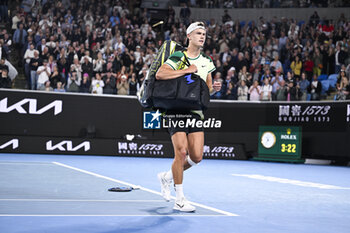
top-left (0, 153), bottom-right (349, 233)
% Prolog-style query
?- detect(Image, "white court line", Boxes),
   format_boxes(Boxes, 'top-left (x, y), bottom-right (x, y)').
top-left (0, 199), bottom-right (164, 202)
top-left (0, 214), bottom-right (230, 217)
top-left (232, 174), bottom-right (350, 190)
top-left (53, 162), bottom-right (238, 216)
top-left (0, 162), bottom-right (53, 165)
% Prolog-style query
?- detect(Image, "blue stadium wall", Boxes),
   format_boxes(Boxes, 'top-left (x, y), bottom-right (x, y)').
top-left (0, 89), bottom-right (349, 161)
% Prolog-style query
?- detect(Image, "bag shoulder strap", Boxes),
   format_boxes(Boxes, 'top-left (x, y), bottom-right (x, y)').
top-left (182, 50), bottom-right (191, 67)
top-left (162, 40), bottom-right (172, 64)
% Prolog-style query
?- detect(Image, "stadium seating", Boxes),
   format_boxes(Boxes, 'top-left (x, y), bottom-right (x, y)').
top-left (328, 74), bottom-right (338, 88)
top-left (320, 79), bottom-right (330, 95)
top-left (317, 74), bottom-right (328, 81)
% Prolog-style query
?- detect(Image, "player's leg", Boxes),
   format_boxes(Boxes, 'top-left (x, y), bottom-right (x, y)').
top-left (185, 131), bottom-right (204, 170)
top-left (158, 131), bottom-right (187, 201)
top-left (170, 132), bottom-right (196, 212)
top-left (170, 132), bottom-right (188, 185)
top-left (158, 129), bottom-right (203, 202)
top-left (170, 131), bottom-right (204, 212)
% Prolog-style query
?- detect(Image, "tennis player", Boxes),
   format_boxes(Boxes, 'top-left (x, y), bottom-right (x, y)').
top-left (156, 22), bottom-right (221, 212)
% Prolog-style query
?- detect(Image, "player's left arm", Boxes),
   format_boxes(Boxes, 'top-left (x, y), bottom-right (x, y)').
top-left (206, 72), bottom-right (221, 95)
top-left (206, 72), bottom-right (214, 94)
top-left (205, 55), bottom-right (220, 95)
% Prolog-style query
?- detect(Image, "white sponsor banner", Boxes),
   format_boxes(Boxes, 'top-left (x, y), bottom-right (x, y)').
top-left (0, 98), bottom-right (62, 115)
top-left (46, 140), bottom-right (90, 151)
top-left (0, 139), bottom-right (19, 150)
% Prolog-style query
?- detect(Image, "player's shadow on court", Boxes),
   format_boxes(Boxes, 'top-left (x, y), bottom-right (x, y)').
top-left (102, 216), bottom-right (176, 233)
top-left (142, 206), bottom-right (196, 215)
top-left (142, 206), bottom-right (175, 215)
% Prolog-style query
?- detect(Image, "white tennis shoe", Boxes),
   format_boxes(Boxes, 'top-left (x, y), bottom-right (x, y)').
top-left (173, 197), bottom-right (196, 212)
top-left (157, 172), bottom-right (171, 201)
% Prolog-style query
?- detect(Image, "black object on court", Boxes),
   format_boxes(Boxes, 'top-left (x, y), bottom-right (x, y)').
top-left (108, 187), bottom-right (133, 192)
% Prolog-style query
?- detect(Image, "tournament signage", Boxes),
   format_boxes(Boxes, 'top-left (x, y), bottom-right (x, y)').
top-left (46, 140), bottom-right (90, 152)
top-left (256, 126), bottom-right (303, 163)
top-left (278, 104), bottom-right (331, 123)
top-left (0, 139), bottom-right (19, 150)
top-left (117, 141), bottom-right (170, 157)
top-left (1, 90), bottom-right (349, 160)
top-left (116, 140), bottom-right (246, 160)
top-left (0, 97), bottom-right (63, 115)
top-left (0, 136), bottom-right (247, 160)
top-left (203, 144), bottom-right (245, 159)
top-left (269, 102), bottom-right (349, 132)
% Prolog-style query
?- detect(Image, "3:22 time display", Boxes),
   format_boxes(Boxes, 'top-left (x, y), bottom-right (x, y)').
top-left (281, 144), bottom-right (296, 153)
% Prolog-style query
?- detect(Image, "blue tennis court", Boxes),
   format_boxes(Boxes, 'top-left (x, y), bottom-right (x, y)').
top-left (0, 153), bottom-right (349, 233)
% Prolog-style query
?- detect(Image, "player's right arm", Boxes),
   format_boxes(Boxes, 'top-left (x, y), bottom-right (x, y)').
top-left (155, 51), bottom-right (197, 80)
top-left (156, 63), bottom-right (197, 80)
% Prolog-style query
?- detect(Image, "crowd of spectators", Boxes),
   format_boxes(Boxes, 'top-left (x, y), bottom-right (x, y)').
top-left (0, 0), bottom-right (349, 100)
top-left (205, 9), bottom-right (350, 101)
top-left (179, 0), bottom-right (349, 8)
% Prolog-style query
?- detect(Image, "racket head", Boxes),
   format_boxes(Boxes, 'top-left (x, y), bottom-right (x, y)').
top-left (108, 186), bottom-right (133, 192)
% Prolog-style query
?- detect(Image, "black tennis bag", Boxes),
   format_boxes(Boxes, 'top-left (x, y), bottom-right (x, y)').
top-left (152, 72), bottom-right (209, 110)
top-left (137, 40), bottom-right (183, 108)
top-left (137, 40), bottom-right (209, 110)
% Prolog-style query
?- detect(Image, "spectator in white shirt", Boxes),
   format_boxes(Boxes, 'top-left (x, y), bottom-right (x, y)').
top-left (36, 59), bottom-right (51, 89)
top-left (80, 51), bottom-right (92, 64)
top-left (11, 12), bottom-right (21, 31)
top-left (249, 80), bottom-right (261, 101)
top-left (93, 52), bottom-right (105, 73)
top-left (91, 73), bottom-right (104, 94)
top-left (134, 45), bottom-right (141, 63)
top-left (24, 43), bottom-right (36, 64)
top-left (261, 77), bottom-right (272, 101)
top-left (113, 38), bottom-right (125, 53)
top-left (24, 43), bottom-right (37, 88)
top-left (71, 55), bottom-right (83, 81)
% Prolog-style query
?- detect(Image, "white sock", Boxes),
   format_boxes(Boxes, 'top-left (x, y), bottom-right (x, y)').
top-left (186, 155), bottom-right (197, 167)
top-left (164, 170), bottom-right (173, 181)
top-left (174, 184), bottom-right (184, 201)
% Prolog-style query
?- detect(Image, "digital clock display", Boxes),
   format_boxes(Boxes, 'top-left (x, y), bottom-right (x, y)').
top-left (258, 126), bottom-right (302, 161)
top-left (281, 143), bottom-right (296, 153)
